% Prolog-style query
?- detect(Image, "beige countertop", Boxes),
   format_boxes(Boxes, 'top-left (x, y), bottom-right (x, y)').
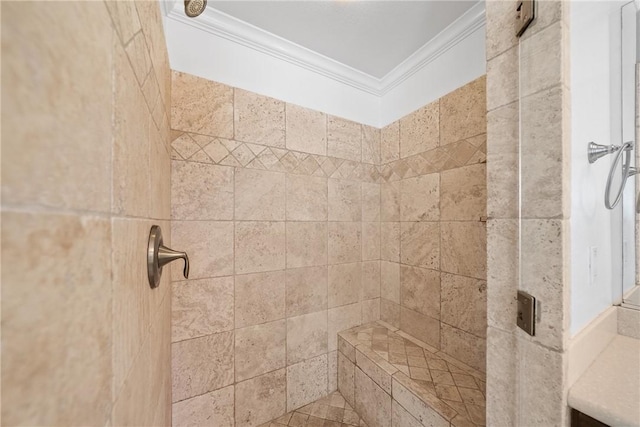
top-left (568, 335), bottom-right (640, 426)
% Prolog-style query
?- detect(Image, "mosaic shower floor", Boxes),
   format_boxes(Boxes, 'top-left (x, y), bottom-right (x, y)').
top-left (261, 391), bottom-right (367, 427)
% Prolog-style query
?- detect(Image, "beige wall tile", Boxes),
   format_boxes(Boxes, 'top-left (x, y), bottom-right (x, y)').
top-left (338, 352), bottom-right (356, 408)
top-left (172, 277), bottom-right (234, 342)
top-left (362, 261), bottom-right (381, 300)
top-left (487, 220), bottom-right (518, 332)
top-left (171, 221), bottom-right (234, 280)
top-left (362, 125), bottom-right (381, 164)
top-left (381, 121), bottom-right (400, 164)
top-left (235, 221), bottom-right (286, 274)
top-left (171, 331), bottom-right (234, 402)
top-left (234, 89), bottom-right (285, 147)
top-left (381, 261), bottom-right (400, 304)
top-left (362, 298), bottom-right (381, 323)
top-left (485, 0), bottom-right (518, 60)
top-left (328, 350), bottom-right (338, 393)
top-left (441, 222), bottom-right (486, 279)
top-left (440, 163), bottom-right (486, 221)
top-left (105, 0), bottom-right (141, 44)
top-left (400, 265), bottom-right (441, 320)
top-left (400, 307), bottom-right (440, 349)
top-left (172, 386), bottom-right (234, 427)
top-left (362, 222), bottom-right (381, 261)
top-left (400, 101), bottom-right (439, 158)
top-left (235, 271), bottom-right (286, 329)
top-left (286, 103), bottom-right (327, 155)
top-left (328, 303), bottom-right (362, 352)
top-left (286, 266), bottom-right (328, 317)
top-left (235, 320), bottom-right (286, 382)
top-left (362, 182), bottom-right (381, 222)
top-left (235, 369), bottom-right (287, 427)
top-left (328, 116), bottom-right (361, 161)
top-left (400, 222), bottom-right (440, 269)
top-left (329, 263), bottom-right (362, 308)
top-left (1, 2), bottom-right (113, 213)
top-left (172, 161), bottom-right (234, 220)
top-left (487, 46), bottom-right (519, 111)
top-left (286, 222), bottom-right (328, 268)
top-left (287, 312), bottom-right (328, 365)
top-left (235, 168), bottom-right (286, 221)
top-left (441, 273), bottom-right (487, 339)
top-left (171, 71), bottom-right (233, 138)
top-left (486, 327), bottom-right (517, 426)
top-left (149, 119), bottom-right (171, 220)
top-left (400, 174), bottom-right (440, 222)
top-left (328, 222), bottom-right (362, 264)
top-left (1, 212), bottom-right (112, 426)
top-left (287, 355), bottom-right (329, 412)
top-left (440, 76), bottom-right (486, 146)
top-left (441, 324), bottom-right (486, 373)
top-left (381, 182), bottom-right (400, 222)
top-left (380, 298), bottom-right (401, 329)
top-left (286, 174), bottom-right (328, 221)
top-left (354, 367), bottom-right (392, 427)
top-left (381, 222), bottom-right (400, 262)
top-left (329, 179), bottom-right (362, 221)
top-left (520, 22), bottom-right (562, 98)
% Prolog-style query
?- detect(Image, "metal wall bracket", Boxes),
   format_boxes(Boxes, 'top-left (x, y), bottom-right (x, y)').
top-left (147, 225), bottom-right (189, 288)
top-left (517, 291), bottom-right (536, 335)
top-left (516, 0), bottom-right (535, 37)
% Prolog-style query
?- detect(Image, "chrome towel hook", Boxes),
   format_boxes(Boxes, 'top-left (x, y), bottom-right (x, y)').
top-left (587, 141), bottom-right (636, 210)
top-left (147, 225), bottom-right (189, 288)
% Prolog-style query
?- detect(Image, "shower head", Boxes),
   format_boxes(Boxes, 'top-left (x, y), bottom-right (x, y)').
top-left (184, 0), bottom-right (207, 18)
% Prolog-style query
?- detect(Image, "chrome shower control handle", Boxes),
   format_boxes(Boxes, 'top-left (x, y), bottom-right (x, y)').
top-left (147, 225), bottom-right (189, 288)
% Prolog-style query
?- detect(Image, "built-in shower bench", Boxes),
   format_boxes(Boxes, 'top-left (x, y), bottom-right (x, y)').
top-left (337, 321), bottom-right (486, 427)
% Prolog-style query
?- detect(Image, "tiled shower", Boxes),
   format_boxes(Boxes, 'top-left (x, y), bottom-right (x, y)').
top-left (169, 72), bottom-right (486, 425)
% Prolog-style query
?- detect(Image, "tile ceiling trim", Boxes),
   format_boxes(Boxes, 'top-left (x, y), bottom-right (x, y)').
top-left (163, 1), bottom-right (486, 97)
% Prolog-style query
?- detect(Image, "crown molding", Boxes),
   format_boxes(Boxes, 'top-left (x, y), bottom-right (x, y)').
top-left (163, 0), bottom-right (486, 97)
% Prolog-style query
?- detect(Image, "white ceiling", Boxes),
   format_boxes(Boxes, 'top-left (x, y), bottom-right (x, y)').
top-left (209, 1), bottom-right (479, 78)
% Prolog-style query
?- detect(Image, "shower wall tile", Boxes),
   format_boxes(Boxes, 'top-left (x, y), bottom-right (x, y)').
top-left (171, 221), bottom-right (234, 280)
top-left (400, 265), bottom-right (441, 320)
top-left (400, 307), bottom-right (440, 349)
top-left (354, 364), bottom-right (392, 427)
top-left (286, 222), bottom-right (328, 268)
top-left (381, 120), bottom-right (400, 163)
top-left (286, 174), bottom-right (328, 221)
top-left (171, 71), bottom-right (233, 138)
top-left (234, 89), bottom-right (285, 147)
top-left (362, 182), bottom-right (381, 222)
top-left (328, 115), bottom-right (362, 161)
top-left (441, 273), bottom-right (487, 339)
top-left (328, 262), bottom-right (362, 308)
top-left (285, 103), bottom-right (327, 155)
top-left (287, 311), bottom-right (328, 364)
top-left (440, 76), bottom-right (486, 146)
top-left (171, 161), bottom-right (234, 220)
top-left (234, 271), bottom-right (286, 329)
top-left (287, 355), bottom-right (329, 411)
top-left (362, 298), bottom-right (381, 323)
top-left (440, 163), bottom-right (486, 221)
top-left (234, 320), bottom-right (286, 382)
top-left (329, 178), bottom-right (362, 221)
top-left (381, 182), bottom-right (401, 221)
top-left (328, 303), bottom-right (362, 352)
top-left (400, 174), bottom-right (440, 221)
top-left (338, 352), bottom-right (356, 407)
top-left (235, 221), bottom-right (286, 274)
top-left (362, 261), bottom-right (381, 300)
top-left (171, 277), bottom-right (234, 342)
top-left (440, 324), bottom-right (486, 373)
top-left (519, 22), bottom-right (563, 98)
top-left (362, 222), bottom-right (381, 260)
top-left (486, 219), bottom-right (518, 332)
top-left (380, 298), bottom-right (401, 329)
top-left (400, 101), bottom-right (439, 158)
top-left (440, 222), bottom-right (486, 279)
top-left (286, 266), bottom-right (328, 317)
top-left (380, 222), bottom-right (400, 262)
top-left (234, 168), bottom-right (286, 221)
top-left (172, 386), bottom-right (234, 427)
top-left (235, 369), bottom-right (287, 427)
top-left (381, 261), bottom-right (401, 304)
top-left (487, 46), bottom-right (519, 111)
top-left (171, 331), bottom-right (234, 402)
top-left (362, 125), bottom-right (381, 164)
top-left (400, 222), bottom-right (440, 269)
top-left (485, 0), bottom-right (518, 60)
top-left (328, 222), bottom-right (362, 264)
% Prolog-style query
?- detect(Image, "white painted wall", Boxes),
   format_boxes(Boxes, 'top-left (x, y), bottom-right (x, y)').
top-left (570, 0), bottom-right (627, 336)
